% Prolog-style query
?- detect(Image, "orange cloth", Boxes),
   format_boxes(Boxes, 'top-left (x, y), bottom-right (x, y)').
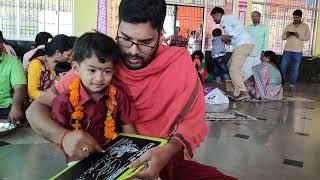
top-left (116, 45), bottom-right (207, 158)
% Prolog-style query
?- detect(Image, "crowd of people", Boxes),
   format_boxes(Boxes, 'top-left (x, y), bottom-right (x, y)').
top-left (0, 0), bottom-right (311, 179)
top-left (191, 7), bottom-right (310, 101)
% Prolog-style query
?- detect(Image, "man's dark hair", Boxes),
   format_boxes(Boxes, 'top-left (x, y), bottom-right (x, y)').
top-left (212, 28), bottom-right (222, 37)
top-left (210, 7), bottom-right (225, 15)
top-left (45, 34), bottom-right (73, 57)
top-left (293, 9), bottom-right (302, 17)
top-left (74, 32), bottom-right (121, 64)
top-left (252, 11), bottom-right (261, 17)
top-left (119, 0), bottom-right (167, 32)
top-left (35, 32), bottom-right (53, 47)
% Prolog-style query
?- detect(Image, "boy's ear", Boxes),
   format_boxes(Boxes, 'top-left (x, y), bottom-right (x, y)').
top-left (72, 61), bottom-right (80, 74)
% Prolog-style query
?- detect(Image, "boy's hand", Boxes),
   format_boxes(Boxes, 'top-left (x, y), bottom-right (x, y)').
top-left (62, 130), bottom-right (104, 160)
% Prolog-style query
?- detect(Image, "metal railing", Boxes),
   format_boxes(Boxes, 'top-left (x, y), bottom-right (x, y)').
top-left (0, 0), bottom-right (73, 41)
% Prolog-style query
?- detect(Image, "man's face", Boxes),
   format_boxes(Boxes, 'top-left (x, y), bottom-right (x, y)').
top-left (117, 21), bottom-right (160, 70)
top-left (251, 12), bottom-right (260, 24)
top-left (211, 13), bottom-right (222, 24)
top-left (293, 15), bottom-right (302, 24)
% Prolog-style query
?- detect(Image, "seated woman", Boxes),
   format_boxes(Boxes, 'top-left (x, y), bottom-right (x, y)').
top-left (23, 31), bottom-right (53, 72)
top-left (245, 51), bottom-right (283, 100)
top-left (27, 34), bottom-right (73, 100)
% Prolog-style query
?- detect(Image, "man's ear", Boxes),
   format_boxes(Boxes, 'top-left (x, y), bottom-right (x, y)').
top-left (72, 61), bottom-right (80, 74)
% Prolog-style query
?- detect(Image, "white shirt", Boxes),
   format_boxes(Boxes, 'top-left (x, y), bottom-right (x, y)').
top-left (220, 15), bottom-right (253, 47)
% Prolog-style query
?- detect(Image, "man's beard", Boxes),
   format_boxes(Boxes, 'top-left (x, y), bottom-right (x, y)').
top-left (121, 43), bottom-right (159, 70)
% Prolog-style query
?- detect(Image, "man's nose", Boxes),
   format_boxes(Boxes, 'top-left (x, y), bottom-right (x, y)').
top-left (127, 43), bottom-right (139, 55)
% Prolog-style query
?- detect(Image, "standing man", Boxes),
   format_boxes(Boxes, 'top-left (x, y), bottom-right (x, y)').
top-left (243, 11), bottom-right (269, 81)
top-left (0, 31), bottom-right (27, 125)
top-left (211, 7), bottom-right (254, 100)
top-left (281, 9), bottom-right (310, 91)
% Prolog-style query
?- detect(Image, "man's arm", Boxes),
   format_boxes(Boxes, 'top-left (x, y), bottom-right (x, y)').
top-left (9, 85), bottom-right (27, 125)
top-left (26, 89), bottom-right (66, 143)
top-left (129, 138), bottom-right (183, 179)
top-left (299, 24), bottom-right (311, 41)
top-left (282, 25), bottom-right (289, 40)
top-left (26, 88), bottom-right (103, 160)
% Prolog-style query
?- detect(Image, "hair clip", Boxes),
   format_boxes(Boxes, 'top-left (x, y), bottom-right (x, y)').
top-left (47, 38), bottom-right (52, 43)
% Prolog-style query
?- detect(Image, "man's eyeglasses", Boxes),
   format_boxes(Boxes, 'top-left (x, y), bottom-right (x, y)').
top-left (116, 36), bottom-right (158, 54)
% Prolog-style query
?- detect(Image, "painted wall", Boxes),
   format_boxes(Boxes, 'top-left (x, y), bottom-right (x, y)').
top-left (73, 0), bottom-right (97, 36)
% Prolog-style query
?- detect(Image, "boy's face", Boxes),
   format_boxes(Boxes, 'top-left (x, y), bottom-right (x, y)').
top-left (74, 55), bottom-right (114, 94)
top-left (117, 21), bottom-right (159, 70)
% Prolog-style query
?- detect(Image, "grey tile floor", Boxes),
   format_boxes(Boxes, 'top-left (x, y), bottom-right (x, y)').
top-left (1, 83), bottom-right (319, 180)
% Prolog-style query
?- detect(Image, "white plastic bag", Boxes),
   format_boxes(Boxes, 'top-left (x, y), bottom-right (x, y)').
top-left (205, 87), bottom-right (229, 105)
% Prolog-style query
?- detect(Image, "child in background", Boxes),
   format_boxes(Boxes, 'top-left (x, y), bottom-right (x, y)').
top-left (51, 32), bottom-right (137, 160)
top-left (55, 62), bottom-right (72, 79)
top-left (211, 28), bottom-right (230, 83)
top-left (192, 50), bottom-right (207, 85)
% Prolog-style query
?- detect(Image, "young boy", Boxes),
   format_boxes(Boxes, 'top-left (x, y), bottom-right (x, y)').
top-left (51, 32), bottom-right (137, 158)
top-left (211, 28), bottom-right (230, 83)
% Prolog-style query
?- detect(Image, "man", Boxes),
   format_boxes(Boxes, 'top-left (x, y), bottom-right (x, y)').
top-left (26, 0), bottom-right (236, 179)
top-left (211, 7), bottom-right (254, 101)
top-left (0, 31), bottom-right (27, 125)
top-left (281, 9), bottom-right (310, 91)
top-left (243, 11), bottom-right (269, 81)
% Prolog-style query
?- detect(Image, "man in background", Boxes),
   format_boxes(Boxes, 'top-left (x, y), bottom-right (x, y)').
top-left (281, 9), bottom-right (310, 92)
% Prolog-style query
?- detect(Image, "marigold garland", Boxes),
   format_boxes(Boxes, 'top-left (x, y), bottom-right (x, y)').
top-left (69, 78), bottom-right (117, 142)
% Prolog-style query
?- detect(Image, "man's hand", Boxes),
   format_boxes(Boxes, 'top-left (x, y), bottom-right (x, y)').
top-left (128, 138), bottom-right (183, 179)
top-left (128, 147), bottom-right (168, 179)
top-left (222, 35), bottom-right (232, 44)
top-left (9, 105), bottom-right (24, 126)
top-left (62, 130), bottom-right (104, 160)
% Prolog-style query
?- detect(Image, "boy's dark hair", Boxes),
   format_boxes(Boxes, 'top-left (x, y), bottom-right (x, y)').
top-left (210, 7), bottom-right (225, 15)
top-left (55, 62), bottom-right (71, 75)
top-left (45, 34), bottom-right (73, 57)
top-left (35, 32), bottom-right (53, 47)
top-left (212, 28), bottom-right (222, 37)
top-left (252, 11), bottom-right (261, 17)
top-left (293, 9), bottom-right (302, 17)
top-left (119, 0), bottom-right (167, 33)
top-left (192, 50), bottom-right (204, 62)
top-left (74, 32), bottom-right (121, 64)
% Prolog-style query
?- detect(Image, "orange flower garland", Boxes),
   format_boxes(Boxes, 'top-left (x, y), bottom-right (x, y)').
top-left (69, 78), bottom-right (117, 141)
